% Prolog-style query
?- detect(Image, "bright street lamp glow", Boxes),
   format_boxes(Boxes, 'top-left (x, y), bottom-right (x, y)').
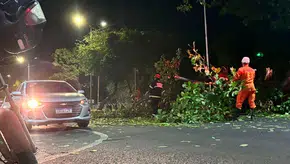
top-left (100, 21), bottom-right (107, 27)
top-left (7, 75), bottom-right (11, 78)
top-left (72, 13), bottom-right (86, 28)
top-left (16, 56), bottom-right (25, 63)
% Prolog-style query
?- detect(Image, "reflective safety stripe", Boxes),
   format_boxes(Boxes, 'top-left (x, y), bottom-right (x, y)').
top-left (149, 95), bottom-right (161, 98)
top-left (156, 82), bottom-right (163, 88)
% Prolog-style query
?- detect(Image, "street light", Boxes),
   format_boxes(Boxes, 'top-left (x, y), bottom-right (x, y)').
top-left (72, 13), bottom-right (86, 28)
top-left (16, 56), bottom-right (25, 64)
top-left (100, 20), bottom-right (107, 28)
top-left (7, 74), bottom-right (11, 78)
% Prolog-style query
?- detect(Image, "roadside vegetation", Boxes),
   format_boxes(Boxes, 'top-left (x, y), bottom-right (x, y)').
top-left (49, 25), bottom-right (290, 127)
top-left (87, 43), bottom-right (290, 126)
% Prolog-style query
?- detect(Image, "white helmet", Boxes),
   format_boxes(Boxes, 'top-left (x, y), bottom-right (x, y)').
top-left (241, 57), bottom-right (250, 64)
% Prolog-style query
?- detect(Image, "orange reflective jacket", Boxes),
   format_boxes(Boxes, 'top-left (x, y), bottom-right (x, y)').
top-left (233, 65), bottom-right (256, 90)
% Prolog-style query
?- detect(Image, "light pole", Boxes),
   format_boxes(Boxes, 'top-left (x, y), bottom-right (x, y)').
top-left (16, 56), bottom-right (29, 80)
top-left (16, 56), bottom-right (37, 81)
top-left (97, 20), bottom-right (107, 106)
top-left (27, 62), bottom-right (30, 80)
top-left (72, 13), bottom-right (93, 104)
top-left (72, 13), bottom-right (107, 106)
top-left (203, 0), bottom-right (209, 67)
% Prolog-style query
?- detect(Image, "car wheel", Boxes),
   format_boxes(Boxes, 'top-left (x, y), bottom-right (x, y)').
top-left (26, 123), bottom-right (32, 132)
top-left (77, 121), bottom-right (89, 128)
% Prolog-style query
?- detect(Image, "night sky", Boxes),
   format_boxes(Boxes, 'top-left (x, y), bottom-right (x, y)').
top-left (38, 0), bottom-right (205, 57)
top-left (0, 0), bottom-right (289, 85)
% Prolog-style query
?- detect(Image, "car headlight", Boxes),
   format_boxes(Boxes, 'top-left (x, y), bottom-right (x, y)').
top-left (80, 99), bottom-right (88, 105)
top-left (22, 99), bottom-right (42, 109)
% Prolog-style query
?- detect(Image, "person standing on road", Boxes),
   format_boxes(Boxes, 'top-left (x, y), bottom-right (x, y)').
top-left (149, 74), bottom-right (163, 115)
top-left (232, 57), bottom-right (256, 120)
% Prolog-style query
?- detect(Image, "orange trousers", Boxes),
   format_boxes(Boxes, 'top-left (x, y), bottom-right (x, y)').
top-left (236, 88), bottom-right (256, 109)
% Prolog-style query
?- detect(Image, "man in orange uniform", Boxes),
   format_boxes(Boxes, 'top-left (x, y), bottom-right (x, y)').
top-left (232, 57), bottom-right (256, 120)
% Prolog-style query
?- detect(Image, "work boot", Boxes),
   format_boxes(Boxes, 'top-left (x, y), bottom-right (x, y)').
top-left (232, 108), bottom-right (240, 121)
top-left (250, 109), bottom-right (255, 120)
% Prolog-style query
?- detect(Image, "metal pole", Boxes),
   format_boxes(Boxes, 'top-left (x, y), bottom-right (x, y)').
top-left (97, 75), bottom-right (100, 105)
top-left (89, 73), bottom-right (92, 105)
top-left (27, 62), bottom-right (30, 80)
top-left (203, 0), bottom-right (209, 68)
top-left (89, 27), bottom-right (93, 105)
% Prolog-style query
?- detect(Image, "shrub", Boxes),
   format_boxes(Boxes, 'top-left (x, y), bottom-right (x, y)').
top-left (154, 49), bottom-right (183, 111)
top-left (273, 98), bottom-right (290, 114)
top-left (156, 42), bottom-right (246, 123)
top-left (256, 88), bottom-right (283, 112)
top-left (157, 76), bottom-right (242, 123)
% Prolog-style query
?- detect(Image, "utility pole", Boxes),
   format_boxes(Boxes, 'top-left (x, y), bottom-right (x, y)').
top-left (89, 28), bottom-right (94, 105)
top-left (89, 72), bottom-right (93, 105)
top-left (97, 75), bottom-right (100, 105)
top-left (27, 62), bottom-right (30, 80)
top-left (97, 59), bottom-right (100, 106)
top-left (203, 0), bottom-right (209, 68)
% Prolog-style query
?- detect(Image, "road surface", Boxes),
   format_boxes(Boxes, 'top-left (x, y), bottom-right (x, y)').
top-left (34, 118), bottom-right (290, 164)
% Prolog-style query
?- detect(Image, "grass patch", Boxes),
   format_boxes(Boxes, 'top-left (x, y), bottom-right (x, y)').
top-left (89, 110), bottom-right (290, 128)
top-left (264, 113), bottom-right (290, 119)
top-left (89, 116), bottom-right (203, 128)
top-left (90, 117), bottom-right (177, 127)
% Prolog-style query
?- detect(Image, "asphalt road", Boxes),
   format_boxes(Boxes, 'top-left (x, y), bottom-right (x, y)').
top-left (33, 118), bottom-right (290, 164)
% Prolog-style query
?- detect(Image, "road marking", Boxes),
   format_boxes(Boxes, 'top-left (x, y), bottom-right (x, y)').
top-left (38, 129), bottom-right (108, 163)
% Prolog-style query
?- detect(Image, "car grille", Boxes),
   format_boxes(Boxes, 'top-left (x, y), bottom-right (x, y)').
top-left (42, 101), bottom-right (82, 118)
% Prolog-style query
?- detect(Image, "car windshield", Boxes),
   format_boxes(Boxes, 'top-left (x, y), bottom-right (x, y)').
top-left (26, 82), bottom-right (76, 95)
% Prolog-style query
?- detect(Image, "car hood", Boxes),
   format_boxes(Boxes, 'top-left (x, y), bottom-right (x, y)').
top-left (28, 93), bottom-right (86, 102)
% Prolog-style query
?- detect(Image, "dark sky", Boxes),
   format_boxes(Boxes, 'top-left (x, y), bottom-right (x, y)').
top-left (1, 0), bottom-right (289, 63)
top-left (36, 0), bottom-right (258, 62)
top-left (0, 0), bottom-right (289, 83)
top-left (37, 0), bottom-right (218, 60)
top-left (0, 0), bottom-right (250, 61)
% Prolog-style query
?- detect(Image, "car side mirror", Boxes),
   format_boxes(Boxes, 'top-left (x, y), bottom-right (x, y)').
top-left (11, 91), bottom-right (22, 96)
top-left (77, 90), bottom-right (84, 94)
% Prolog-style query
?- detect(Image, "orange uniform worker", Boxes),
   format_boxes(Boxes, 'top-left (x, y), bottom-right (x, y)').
top-left (232, 57), bottom-right (256, 120)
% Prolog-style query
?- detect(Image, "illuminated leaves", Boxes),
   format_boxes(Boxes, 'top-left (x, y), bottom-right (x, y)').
top-left (211, 66), bottom-right (221, 74)
top-left (230, 67), bottom-right (236, 76)
top-left (265, 67), bottom-right (273, 80)
top-left (154, 50), bottom-right (181, 84)
top-left (50, 48), bottom-right (82, 81)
